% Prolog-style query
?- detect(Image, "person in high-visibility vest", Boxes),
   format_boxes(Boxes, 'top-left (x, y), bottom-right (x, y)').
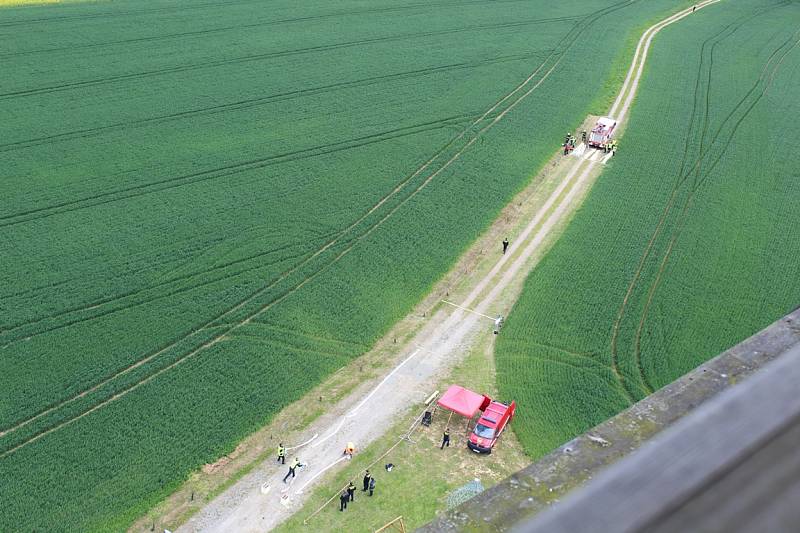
top-left (283, 458), bottom-right (299, 483)
top-left (347, 481), bottom-right (356, 502)
top-left (362, 470), bottom-right (372, 492)
top-left (277, 443), bottom-right (285, 465)
top-left (344, 442), bottom-right (355, 458)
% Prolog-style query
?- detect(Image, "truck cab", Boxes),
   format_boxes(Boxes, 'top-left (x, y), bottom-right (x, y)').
top-left (468, 400), bottom-right (516, 454)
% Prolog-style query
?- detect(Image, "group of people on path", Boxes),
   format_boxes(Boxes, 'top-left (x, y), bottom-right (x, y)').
top-left (339, 471), bottom-right (376, 511)
top-left (276, 443), bottom-right (377, 512)
top-left (602, 139), bottom-right (618, 154)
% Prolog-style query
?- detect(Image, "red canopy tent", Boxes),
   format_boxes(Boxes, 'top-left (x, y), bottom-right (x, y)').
top-left (436, 385), bottom-right (490, 431)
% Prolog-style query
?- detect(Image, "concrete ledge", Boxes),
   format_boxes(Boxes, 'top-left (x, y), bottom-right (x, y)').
top-left (419, 308), bottom-right (800, 532)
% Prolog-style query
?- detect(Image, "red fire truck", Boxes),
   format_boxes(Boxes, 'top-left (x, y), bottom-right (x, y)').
top-left (588, 116), bottom-right (617, 148)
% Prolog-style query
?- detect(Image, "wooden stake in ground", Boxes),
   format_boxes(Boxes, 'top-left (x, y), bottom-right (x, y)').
top-left (374, 516), bottom-right (406, 533)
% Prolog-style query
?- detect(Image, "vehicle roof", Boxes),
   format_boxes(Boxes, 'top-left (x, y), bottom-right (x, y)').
top-left (478, 402), bottom-right (510, 426)
top-left (596, 116), bottom-right (616, 126)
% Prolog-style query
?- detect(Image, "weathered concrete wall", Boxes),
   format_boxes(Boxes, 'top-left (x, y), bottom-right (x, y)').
top-left (420, 308), bottom-right (800, 532)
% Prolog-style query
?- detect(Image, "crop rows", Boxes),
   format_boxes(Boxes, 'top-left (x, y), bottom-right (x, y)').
top-left (496, 0), bottom-right (800, 458)
top-left (0, 0), bottom-right (709, 529)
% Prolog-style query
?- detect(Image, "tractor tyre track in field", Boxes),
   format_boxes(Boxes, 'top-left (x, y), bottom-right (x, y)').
top-left (0, 42), bottom-right (549, 443)
top-left (610, 0), bottom-right (794, 396)
top-left (3, 1), bottom-right (630, 225)
top-left (0, 0), bottom-right (637, 455)
top-left (0, 247), bottom-right (314, 345)
top-left (0, 17), bottom-right (577, 100)
top-left (0, 50), bottom-right (554, 154)
top-left (630, 23), bottom-right (800, 390)
top-left (0, 115), bottom-right (475, 228)
top-left (613, 9), bottom-right (756, 395)
top-left (1, 1), bottom-right (626, 228)
top-left (607, 0), bottom-right (722, 400)
top-left (607, 0), bottom-right (728, 399)
top-left (627, 11), bottom-right (776, 391)
top-left (0, 0), bottom-right (533, 30)
top-left (0, 0), bottom-right (266, 28)
top-left (0, 2), bottom-right (570, 57)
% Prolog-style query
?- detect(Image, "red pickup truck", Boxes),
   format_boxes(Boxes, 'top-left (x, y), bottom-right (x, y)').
top-left (467, 399), bottom-right (516, 454)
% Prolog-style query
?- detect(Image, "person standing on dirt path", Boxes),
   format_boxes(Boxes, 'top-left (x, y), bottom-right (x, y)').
top-left (277, 443), bottom-right (285, 465)
top-left (502, 238), bottom-right (509, 254)
top-left (339, 489), bottom-right (349, 511)
top-left (441, 427), bottom-right (450, 449)
top-left (347, 481), bottom-right (356, 502)
top-left (581, 130), bottom-right (587, 143)
top-left (283, 458), bottom-right (299, 483)
top-left (369, 477), bottom-right (376, 497)
top-left (362, 470), bottom-right (372, 492)
top-left (693, 5), bottom-right (696, 12)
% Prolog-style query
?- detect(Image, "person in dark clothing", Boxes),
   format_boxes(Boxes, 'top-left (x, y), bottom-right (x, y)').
top-left (502, 238), bottom-right (509, 254)
top-left (581, 130), bottom-right (587, 143)
top-left (362, 470), bottom-right (372, 491)
top-left (692, 5), bottom-right (696, 12)
top-left (369, 477), bottom-right (376, 497)
top-left (347, 481), bottom-right (356, 502)
top-left (283, 458), bottom-right (299, 483)
top-left (339, 490), bottom-right (349, 511)
top-left (277, 443), bottom-right (285, 465)
top-left (441, 427), bottom-right (451, 449)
